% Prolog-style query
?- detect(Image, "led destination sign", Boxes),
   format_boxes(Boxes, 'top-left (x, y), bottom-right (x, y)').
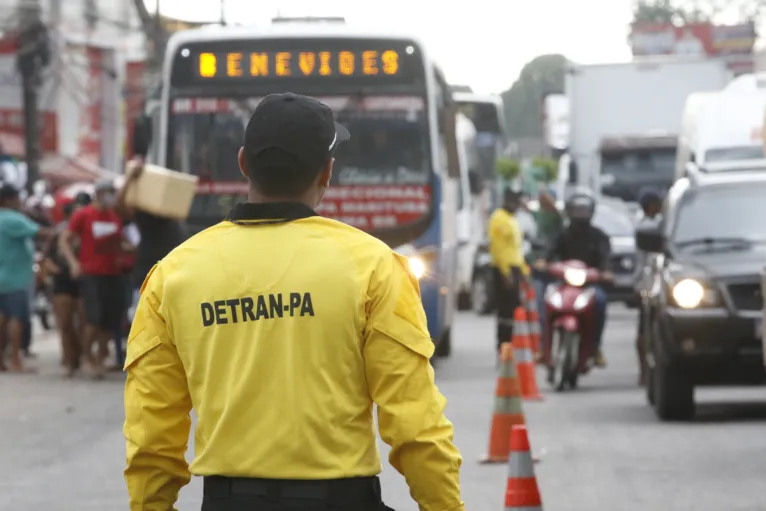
top-left (197, 49), bottom-right (401, 80)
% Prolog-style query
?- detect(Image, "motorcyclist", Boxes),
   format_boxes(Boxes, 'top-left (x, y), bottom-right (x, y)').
top-left (534, 191), bottom-right (613, 367)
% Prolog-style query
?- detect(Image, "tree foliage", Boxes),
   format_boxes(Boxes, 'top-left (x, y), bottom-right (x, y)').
top-left (500, 54), bottom-right (566, 139)
top-left (495, 157), bottom-right (521, 180)
top-left (631, 0), bottom-right (766, 26)
top-left (531, 157), bottom-right (558, 182)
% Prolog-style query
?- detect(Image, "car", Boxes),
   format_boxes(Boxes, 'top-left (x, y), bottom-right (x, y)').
top-left (636, 171), bottom-right (766, 421)
top-left (590, 202), bottom-right (640, 306)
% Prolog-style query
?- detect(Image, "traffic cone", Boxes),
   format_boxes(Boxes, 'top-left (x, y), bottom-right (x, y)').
top-left (480, 342), bottom-right (526, 464)
top-left (525, 285), bottom-right (543, 362)
top-left (505, 425), bottom-right (543, 511)
top-left (512, 307), bottom-right (544, 401)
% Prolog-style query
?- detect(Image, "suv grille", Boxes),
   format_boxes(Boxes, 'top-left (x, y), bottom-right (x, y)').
top-left (727, 282), bottom-right (763, 311)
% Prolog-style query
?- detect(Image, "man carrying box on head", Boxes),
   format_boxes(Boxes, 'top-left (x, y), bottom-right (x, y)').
top-left (60, 179), bottom-right (132, 379)
top-left (115, 158), bottom-right (185, 318)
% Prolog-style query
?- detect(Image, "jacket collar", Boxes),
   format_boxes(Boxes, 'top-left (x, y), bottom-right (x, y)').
top-left (227, 201), bottom-right (318, 224)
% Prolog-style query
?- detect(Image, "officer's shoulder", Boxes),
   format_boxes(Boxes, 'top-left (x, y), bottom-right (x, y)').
top-left (308, 216), bottom-right (391, 255)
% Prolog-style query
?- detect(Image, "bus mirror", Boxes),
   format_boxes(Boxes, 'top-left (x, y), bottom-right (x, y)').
top-left (468, 170), bottom-right (483, 194)
top-left (132, 114), bottom-right (153, 158)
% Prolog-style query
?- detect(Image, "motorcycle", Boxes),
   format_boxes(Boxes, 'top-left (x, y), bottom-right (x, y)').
top-left (543, 260), bottom-right (602, 391)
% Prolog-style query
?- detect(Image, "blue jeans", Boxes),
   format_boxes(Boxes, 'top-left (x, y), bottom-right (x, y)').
top-left (592, 285), bottom-right (608, 352)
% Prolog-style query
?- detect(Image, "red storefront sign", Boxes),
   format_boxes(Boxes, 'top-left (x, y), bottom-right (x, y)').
top-left (0, 109), bottom-right (57, 154)
top-left (78, 45), bottom-right (104, 162)
top-left (630, 22), bottom-right (756, 75)
top-left (125, 60), bottom-right (146, 158)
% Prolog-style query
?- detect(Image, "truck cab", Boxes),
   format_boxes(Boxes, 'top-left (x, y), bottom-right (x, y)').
top-left (598, 134), bottom-right (677, 203)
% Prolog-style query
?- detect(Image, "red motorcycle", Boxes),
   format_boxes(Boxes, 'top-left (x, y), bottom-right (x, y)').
top-left (543, 260), bottom-right (603, 391)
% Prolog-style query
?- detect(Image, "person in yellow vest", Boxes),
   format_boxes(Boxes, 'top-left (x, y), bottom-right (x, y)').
top-left (122, 93), bottom-right (464, 511)
top-left (488, 188), bottom-right (524, 354)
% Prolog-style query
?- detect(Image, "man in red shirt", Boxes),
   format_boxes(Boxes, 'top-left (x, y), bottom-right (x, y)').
top-left (60, 179), bottom-right (128, 378)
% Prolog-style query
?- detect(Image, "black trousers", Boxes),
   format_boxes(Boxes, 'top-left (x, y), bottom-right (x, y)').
top-left (80, 274), bottom-right (125, 331)
top-left (201, 476), bottom-right (395, 511)
top-left (494, 266), bottom-right (522, 350)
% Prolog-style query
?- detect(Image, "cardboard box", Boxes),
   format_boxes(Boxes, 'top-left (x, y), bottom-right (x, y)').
top-left (123, 162), bottom-right (198, 220)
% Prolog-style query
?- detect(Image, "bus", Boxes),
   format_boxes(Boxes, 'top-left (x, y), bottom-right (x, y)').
top-left (452, 92), bottom-right (506, 310)
top-left (135, 19), bottom-right (463, 357)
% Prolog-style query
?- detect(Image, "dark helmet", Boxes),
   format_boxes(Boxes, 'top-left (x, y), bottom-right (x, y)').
top-left (565, 191), bottom-right (596, 225)
top-left (637, 187), bottom-right (663, 210)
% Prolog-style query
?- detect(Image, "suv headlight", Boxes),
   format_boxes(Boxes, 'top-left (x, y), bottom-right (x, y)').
top-left (671, 279), bottom-right (705, 308)
top-left (667, 264), bottom-right (720, 309)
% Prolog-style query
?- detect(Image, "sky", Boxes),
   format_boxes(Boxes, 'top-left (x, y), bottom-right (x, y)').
top-left (145, 0), bottom-right (635, 93)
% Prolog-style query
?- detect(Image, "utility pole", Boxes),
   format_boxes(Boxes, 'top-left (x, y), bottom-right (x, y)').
top-left (16, 0), bottom-right (49, 194)
top-left (219, 0), bottom-right (225, 25)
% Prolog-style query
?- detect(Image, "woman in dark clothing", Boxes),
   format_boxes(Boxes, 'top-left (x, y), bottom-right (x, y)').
top-left (44, 197), bottom-right (88, 376)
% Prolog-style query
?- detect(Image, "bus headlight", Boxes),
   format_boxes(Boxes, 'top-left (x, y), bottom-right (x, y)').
top-left (671, 279), bottom-right (704, 309)
top-left (564, 268), bottom-right (587, 287)
top-left (408, 256), bottom-right (427, 280)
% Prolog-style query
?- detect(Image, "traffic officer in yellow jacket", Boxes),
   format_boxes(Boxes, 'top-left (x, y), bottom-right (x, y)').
top-left (487, 188), bottom-right (524, 353)
top-left (123, 93), bottom-right (465, 511)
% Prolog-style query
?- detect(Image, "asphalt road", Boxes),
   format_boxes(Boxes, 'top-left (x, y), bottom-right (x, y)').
top-left (2, 306), bottom-right (766, 510)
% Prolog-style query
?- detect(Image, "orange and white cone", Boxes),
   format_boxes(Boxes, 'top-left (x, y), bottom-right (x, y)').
top-left (505, 425), bottom-right (543, 510)
top-left (512, 307), bottom-right (544, 401)
top-left (524, 285), bottom-right (543, 363)
top-left (480, 342), bottom-right (526, 464)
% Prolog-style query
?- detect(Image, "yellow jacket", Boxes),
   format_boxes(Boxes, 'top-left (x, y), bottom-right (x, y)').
top-left (123, 201), bottom-right (464, 511)
top-left (487, 207), bottom-right (525, 277)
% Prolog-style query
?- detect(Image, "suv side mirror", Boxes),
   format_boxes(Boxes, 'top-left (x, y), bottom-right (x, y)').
top-left (683, 161), bottom-right (698, 178)
top-left (468, 169), bottom-right (483, 195)
top-left (132, 114), bottom-right (153, 158)
top-left (635, 223), bottom-right (664, 253)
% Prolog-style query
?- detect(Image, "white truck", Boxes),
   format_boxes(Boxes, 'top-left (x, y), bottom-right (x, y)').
top-left (560, 57), bottom-right (732, 203)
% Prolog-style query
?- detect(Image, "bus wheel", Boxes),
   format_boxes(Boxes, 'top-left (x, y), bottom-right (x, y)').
top-left (435, 329), bottom-right (452, 358)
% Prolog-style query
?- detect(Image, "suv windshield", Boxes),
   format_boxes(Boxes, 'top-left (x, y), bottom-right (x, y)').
top-left (704, 145), bottom-right (765, 164)
top-left (601, 148), bottom-right (676, 177)
top-left (673, 183), bottom-right (766, 244)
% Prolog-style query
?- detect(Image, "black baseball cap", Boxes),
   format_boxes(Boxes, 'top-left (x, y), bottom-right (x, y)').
top-left (243, 93), bottom-right (350, 174)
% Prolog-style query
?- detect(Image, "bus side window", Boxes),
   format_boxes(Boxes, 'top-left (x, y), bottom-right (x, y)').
top-left (434, 69), bottom-right (460, 179)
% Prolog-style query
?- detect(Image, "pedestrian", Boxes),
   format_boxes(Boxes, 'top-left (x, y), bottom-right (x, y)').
top-left (44, 200), bottom-right (88, 376)
top-left (60, 179), bottom-right (129, 379)
top-left (114, 159), bottom-right (184, 319)
top-left (635, 188), bottom-right (664, 386)
top-left (0, 184), bottom-right (50, 373)
top-left (488, 188), bottom-right (525, 356)
top-left (123, 93), bottom-right (464, 511)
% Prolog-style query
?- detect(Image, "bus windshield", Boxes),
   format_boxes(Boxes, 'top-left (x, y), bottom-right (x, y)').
top-left (168, 95), bottom-right (430, 185)
top-left (165, 37), bottom-right (434, 232)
